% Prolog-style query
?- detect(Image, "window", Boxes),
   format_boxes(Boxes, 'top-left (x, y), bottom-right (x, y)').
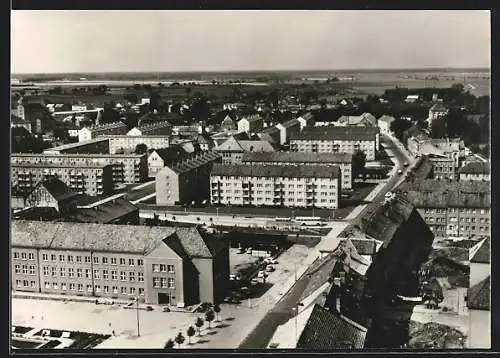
top-left (103, 270), bottom-right (109, 280)
top-left (129, 259), bottom-right (135, 266)
top-left (85, 256), bottom-right (91, 263)
top-left (60, 268), bottom-right (66, 277)
top-left (129, 287), bottom-right (136, 295)
top-left (85, 269), bottom-right (91, 278)
top-left (94, 270), bottom-right (101, 279)
top-left (120, 272), bottom-right (126, 281)
top-left (121, 287), bottom-right (127, 294)
top-left (120, 258), bottom-right (126, 265)
top-left (69, 283), bottom-right (76, 290)
top-left (102, 257), bottom-right (108, 264)
top-left (42, 254), bottom-right (48, 261)
top-left (111, 270), bottom-right (117, 280)
top-left (112, 286), bottom-right (118, 294)
top-left (52, 267), bottom-right (57, 277)
top-left (59, 255), bottom-right (65, 262)
top-left (167, 265), bottom-right (175, 273)
top-left (161, 278), bottom-right (168, 288)
top-left (137, 259), bottom-right (143, 266)
top-left (67, 255), bottom-right (74, 262)
top-left (29, 266), bottom-right (35, 275)
top-left (68, 268), bottom-right (75, 277)
top-left (93, 257), bottom-right (99, 264)
top-left (160, 264), bottom-right (166, 272)
top-left (129, 272), bottom-right (135, 282)
top-left (44, 281), bottom-right (50, 289)
top-left (76, 256), bottom-right (82, 263)
top-left (76, 268), bottom-right (83, 278)
top-left (111, 258), bottom-right (117, 265)
top-left (95, 285), bottom-right (101, 293)
top-left (52, 282), bottom-right (58, 290)
top-left (14, 252), bottom-right (19, 259)
top-left (153, 277), bottom-right (160, 288)
top-left (139, 288), bottom-right (145, 296)
top-left (21, 252), bottom-right (27, 260)
top-left (78, 284), bottom-right (84, 292)
top-left (167, 278), bottom-right (175, 288)
top-left (153, 264), bottom-right (160, 272)
top-left (41, 266), bottom-right (49, 276)
top-left (104, 285), bottom-right (109, 293)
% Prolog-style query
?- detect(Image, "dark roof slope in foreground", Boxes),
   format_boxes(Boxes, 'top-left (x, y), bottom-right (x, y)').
top-left (470, 237), bottom-right (490, 264)
top-left (467, 276), bottom-right (490, 310)
top-left (297, 304), bottom-right (367, 349)
top-left (40, 178), bottom-right (79, 202)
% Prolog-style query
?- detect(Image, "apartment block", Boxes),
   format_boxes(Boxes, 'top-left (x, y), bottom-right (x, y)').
top-left (78, 122), bottom-right (128, 142)
top-left (12, 153), bottom-right (148, 185)
top-left (11, 222), bottom-right (229, 306)
top-left (241, 151), bottom-right (353, 190)
top-left (215, 137), bottom-right (275, 164)
top-left (275, 119), bottom-right (301, 145)
top-left (127, 120), bottom-right (172, 136)
top-left (237, 115), bottom-right (264, 134)
top-left (210, 164), bottom-right (341, 209)
top-left (290, 127), bottom-right (378, 160)
top-left (11, 162), bottom-right (113, 196)
top-left (458, 162), bottom-right (490, 182)
top-left (156, 151), bottom-right (222, 205)
top-left (105, 135), bottom-right (170, 154)
top-left (427, 154), bottom-right (456, 180)
top-left (397, 180), bottom-right (490, 238)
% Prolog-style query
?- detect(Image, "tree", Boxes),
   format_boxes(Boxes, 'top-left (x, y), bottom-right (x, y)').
top-left (124, 93), bottom-right (138, 104)
top-left (174, 332), bottom-right (185, 348)
top-left (186, 326), bottom-right (196, 344)
top-left (430, 116), bottom-right (447, 139)
top-left (135, 143), bottom-right (148, 154)
top-left (205, 310), bottom-right (215, 329)
top-left (164, 339), bottom-right (175, 349)
top-left (390, 117), bottom-right (413, 142)
top-left (195, 317), bottom-right (204, 336)
top-left (213, 304), bottom-right (221, 322)
top-left (352, 150), bottom-right (366, 179)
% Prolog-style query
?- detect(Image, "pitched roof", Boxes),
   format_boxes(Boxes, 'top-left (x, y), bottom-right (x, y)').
top-left (297, 304), bottom-right (367, 349)
top-left (215, 137), bottom-right (244, 152)
top-left (467, 276), bottom-right (490, 310)
top-left (153, 147), bottom-right (190, 165)
top-left (290, 126), bottom-right (378, 141)
top-left (241, 151), bottom-right (353, 164)
top-left (239, 140), bottom-right (275, 152)
top-left (11, 221), bottom-right (223, 258)
top-left (278, 119), bottom-right (301, 129)
top-left (167, 151), bottom-right (221, 175)
top-left (470, 237), bottom-right (490, 264)
top-left (430, 103), bottom-right (448, 112)
top-left (458, 161), bottom-right (490, 175)
top-left (40, 178), bottom-right (79, 202)
top-left (65, 198), bottom-right (138, 224)
top-left (378, 115), bottom-right (396, 124)
top-left (211, 163), bottom-right (340, 179)
top-left (261, 126), bottom-right (281, 135)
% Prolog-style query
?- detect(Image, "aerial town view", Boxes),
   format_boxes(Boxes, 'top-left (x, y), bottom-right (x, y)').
top-left (10, 10), bottom-right (490, 351)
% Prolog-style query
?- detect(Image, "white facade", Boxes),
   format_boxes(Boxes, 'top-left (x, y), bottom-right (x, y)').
top-left (290, 139), bottom-right (376, 161)
top-left (210, 175), bottom-right (340, 209)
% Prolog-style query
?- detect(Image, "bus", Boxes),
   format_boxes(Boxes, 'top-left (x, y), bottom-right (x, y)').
top-left (274, 217), bottom-right (293, 222)
top-left (294, 216), bottom-right (324, 226)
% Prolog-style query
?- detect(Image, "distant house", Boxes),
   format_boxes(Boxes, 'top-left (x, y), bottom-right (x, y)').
top-left (296, 112), bottom-right (313, 130)
top-left (214, 136), bottom-right (275, 164)
top-left (458, 162), bottom-right (490, 182)
top-left (427, 103), bottom-right (448, 127)
top-left (258, 126), bottom-right (281, 145)
top-left (195, 133), bottom-right (213, 151)
top-left (377, 115), bottom-right (396, 136)
top-left (337, 113), bottom-right (377, 127)
top-left (148, 147), bottom-right (191, 178)
top-left (237, 114), bottom-right (263, 134)
top-left (276, 119), bottom-right (301, 145)
top-left (220, 115), bottom-right (236, 131)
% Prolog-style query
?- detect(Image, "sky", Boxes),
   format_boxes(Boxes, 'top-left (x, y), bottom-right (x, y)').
top-left (11, 10), bottom-right (491, 74)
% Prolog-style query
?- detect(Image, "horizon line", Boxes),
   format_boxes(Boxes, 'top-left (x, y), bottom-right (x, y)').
top-left (12, 66), bottom-right (491, 76)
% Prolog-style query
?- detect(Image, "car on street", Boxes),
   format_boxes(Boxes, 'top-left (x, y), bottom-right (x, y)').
top-left (397, 169), bottom-right (403, 175)
top-left (229, 274), bottom-right (242, 281)
top-left (246, 247), bottom-right (253, 254)
top-left (265, 265), bottom-right (275, 272)
top-left (385, 192), bottom-right (394, 200)
top-left (257, 271), bottom-right (268, 279)
top-left (264, 257), bottom-right (278, 265)
top-left (145, 306), bottom-right (154, 311)
top-left (403, 162), bottom-right (409, 167)
top-left (250, 278), bottom-right (259, 286)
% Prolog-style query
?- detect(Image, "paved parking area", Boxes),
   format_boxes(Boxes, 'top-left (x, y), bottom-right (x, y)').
top-left (230, 249), bottom-right (259, 275)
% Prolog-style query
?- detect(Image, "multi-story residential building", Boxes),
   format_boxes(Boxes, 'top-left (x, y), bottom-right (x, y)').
top-left (156, 151), bottom-right (222, 205)
top-left (237, 114), bottom-right (264, 134)
top-left (458, 161), bottom-right (490, 182)
top-left (241, 151), bottom-right (353, 190)
top-left (78, 122), bottom-right (128, 142)
top-left (427, 154), bottom-right (456, 180)
top-left (44, 138), bottom-right (110, 155)
top-left (210, 164), bottom-right (341, 209)
top-left (127, 120), bottom-right (172, 136)
top-left (296, 112), bottom-right (313, 130)
top-left (214, 137), bottom-right (275, 164)
top-left (105, 135), bottom-right (170, 154)
top-left (276, 119), bottom-right (301, 145)
top-left (397, 181), bottom-right (490, 238)
top-left (290, 127), bottom-right (378, 161)
top-left (258, 126), bottom-right (281, 145)
top-left (220, 115), bottom-right (236, 131)
top-left (11, 221), bottom-right (229, 306)
top-left (12, 153), bottom-right (148, 185)
top-left (336, 113), bottom-right (377, 127)
top-left (426, 102), bottom-right (448, 128)
top-left (11, 162), bottom-right (113, 196)
top-left (407, 134), bottom-right (465, 168)
top-left (377, 115), bottom-right (395, 136)
top-left (147, 147), bottom-right (191, 178)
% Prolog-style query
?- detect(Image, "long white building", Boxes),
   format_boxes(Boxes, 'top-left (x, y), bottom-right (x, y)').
top-left (210, 164), bottom-right (341, 209)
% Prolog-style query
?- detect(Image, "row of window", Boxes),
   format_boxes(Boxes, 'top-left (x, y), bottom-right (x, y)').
top-left (423, 208), bottom-right (488, 215)
top-left (16, 281), bottom-right (146, 296)
top-left (152, 277), bottom-right (175, 289)
top-left (12, 252), bottom-right (35, 260)
top-left (152, 264), bottom-right (175, 273)
top-left (13, 265), bottom-right (36, 275)
top-left (37, 267), bottom-right (146, 282)
top-left (214, 190), bottom-right (337, 196)
top-left (35, 254), bottom-right (143, 266)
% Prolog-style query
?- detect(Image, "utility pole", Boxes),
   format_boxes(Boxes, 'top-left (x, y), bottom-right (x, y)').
top-left (136, 296), bottom-right (140, 337)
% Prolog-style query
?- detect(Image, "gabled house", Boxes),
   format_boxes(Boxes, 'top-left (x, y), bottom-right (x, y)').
top-left (22, 178), bottom-right (79, 214)
top-left (148, 147), bottom-right (191, 178)
top-left (214, 136), bottom-right (275, 164)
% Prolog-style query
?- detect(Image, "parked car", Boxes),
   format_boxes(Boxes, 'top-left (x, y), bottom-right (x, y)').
top-left (265, 265), bottom-right (275, 272)
top-left (257, 271), bottom-right (268, 279)
top-left (264, 257), bottom-right (278, 265)
top-left (237, 247), bottom-right (245, 254)
top-left (250, 278), bottom-right (259, 286)
top-left (397, 169), bottom-right (403, 175)
top-left (145, 306), bottom-right (154, 311)
top-left (385, 192), bottom-right (394, 200)
top-left (246, 247), bottom-right (253, 254)
top-left (403, 162), bottom-right (409, 167)
top-left (229, 274), bottom-right (242, 281)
